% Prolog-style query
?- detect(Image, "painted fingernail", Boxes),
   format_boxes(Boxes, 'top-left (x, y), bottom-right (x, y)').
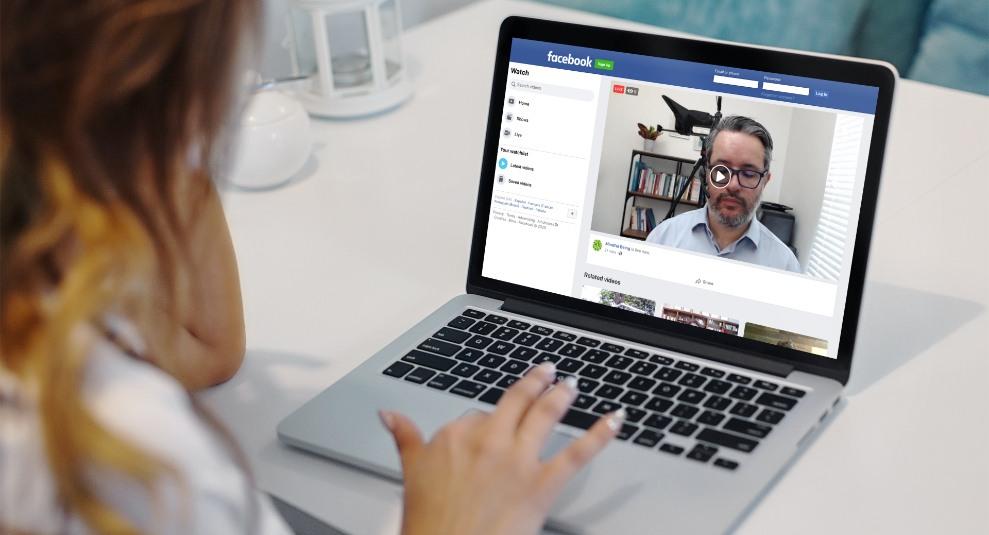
top-left (562, 375), bottom-right (578, 392)
top-left (379, 410), bottom-right (395, 431)
top-left (537, 361), bottom-right (556, 377)
top-left (607, 408), bottom-right (626, 432)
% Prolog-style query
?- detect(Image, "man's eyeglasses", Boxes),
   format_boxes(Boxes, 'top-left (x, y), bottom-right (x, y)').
top-left (707, 164), bottom-right (768, 189)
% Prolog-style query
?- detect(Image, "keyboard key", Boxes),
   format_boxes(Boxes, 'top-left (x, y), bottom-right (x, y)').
top-left (478, 354), bottom-right (506, 369)
top-left (535, 338), bottom-right (564, 352)
top-left (687, 443), bottom-right (718, 462)
top-left (580, 364), bottom-right (607, 379)
top-left (402, 350), bottom-right (457, 371)
top-left (724, 418), bottom-right (772, 439)
top-left (573, 393), bottom-right (597, 410)
top-left (780, 387), bottom-right (806, 398)
top-left (678, 373), bottom-right (706, 389)
top-left (649, 354), bottom-right (674, 366)
top-left (383, 361), bottom-right (413, 378)
top-left (601, 343), bottom-right (624, 353)
top-left (485, 314), bottom-right (508, 325)
top-left (557, 358), bottom-right (584, 373)
top-left (426, 373), bottom-right (457, 390)
top-left (462, 309), bottom-right (486, 319)
top-left (533, 352), bottom-right (560, 365)
top-left (670, 420), bottom-right (699, 437)
top-left (671, 404), bottom-right (699, 420)
top-left (451, 363), bottom-right (480, 377)
top-left (559, 343), bottom-right (586, 358)
top-left (433, 327), bottom-right (470, 344)
top-left (487, 341), bottom-right (515, 356)
top-left (595, 384), bottom-right (623, 400)
top-left (729, 402), bottom-right (758, 418)
top-left (676, 389), bottom-right (706, 405)
top-left (628, 376), bottom-right (657, 392)
top-left (404, 367), bottom-right (436, 384)
top-left (605, 355), bottom-right (633, 370)
top-left (603, 370), bottom-right (632, 386)
top-left (703, 379), bottom-right (732, 395)
top-left (553, 331), bottom-right (577, 342)
top-left (530, 325), bottom-right (553, 336)
top-left (655, 367), bottom-right (682, 382)
top-left (698, 410), bottom-right (726, 426)
top-left (753, 380), bottom-right (778, 391)
top-left (625, 407), bottom-right (646, 423)
top-left (479, 387), bottom-right (505, 405)
top-left (448, 316), bottom-right (476, 330)
top-left (475, 369), bottom-right (503, 384)
top-left (492, 327), bottom-right (520, 341)
top-left (625, 348), bottom-right (649, 359)
top-left (616, 424), bottom-right (638, 441)
top-left (496, 375), bottom-right (520, 389)
top-left (675, 361), bottom-right (700, 372)
top-left (696, 428), bottom-right (759, 453)
top-left (582, 349), bottom-right (609, 363)
top-left (465, 335), bottom-right (494, 350)
top-left (728, 386), bottom-right (758, 401)
top-left (468, 321), bottom-right (497, 335)
top-left (561, 408), bottom-right (598, 430)
top-left (756, 409), bottom-right (785, 425)
top-left (513, 332), bottom-right (541, 347)
top-left (653, 382), bottom-right (681, 398)
top-left (417, 339), bottom-right (460, 357)
top-left (703, 395), bottom-right (731, 411)
top-left (455, 348), bottom-right (484, 362)
top-left (726, 373), bottom-right (751, 385)
top-left (645, 397), bottom-right (674, 413)
top-left (756, 392), bottom-right (798, 411)
top-left (619, 390), bottom-right (648, 406)
top-left (576, 378), bottom-right (600, 393)
top-left (659, 443), bottom-right (684, 455)
top-left (643, 414), bottom-right (672, 430)
top-left (713, 458), bottom-right (739, 470)
top-left (592, 400), bottom-right (622, 414)
top-left (509, 347), bottom-right (538, 361)
top-left (576, 336), bottom-right (601, 347)
top-left (629, 361), bottom-right (658, 376)
top-left (507, 319), bottom-right (531, 330)
top-left (700, 367), bottom-right (725, 378)
top-left (633, 429), bottom-right (663, 448)
top-left (450, 380), bottom-right (486, 398)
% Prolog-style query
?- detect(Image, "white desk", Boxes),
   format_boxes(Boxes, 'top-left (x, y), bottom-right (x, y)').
top-left (202, 1), bottom-right (989, 533)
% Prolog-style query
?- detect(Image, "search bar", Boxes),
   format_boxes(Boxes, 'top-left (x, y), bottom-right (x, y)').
top-left (713, 75), bottom-right (758, 88)
top-left (510, 79), bottom-right (593, 101)
top-left (762, 82), bottom-right (809, 95)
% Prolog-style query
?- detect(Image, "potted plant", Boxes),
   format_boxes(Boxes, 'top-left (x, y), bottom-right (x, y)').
top-left (637, 123), bottom-right (662, 152)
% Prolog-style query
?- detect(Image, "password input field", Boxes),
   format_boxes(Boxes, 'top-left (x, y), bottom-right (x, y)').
top-left (762, 82), bottom-right (810, 95)
top-left (713, 75), bottom-right (759, 88)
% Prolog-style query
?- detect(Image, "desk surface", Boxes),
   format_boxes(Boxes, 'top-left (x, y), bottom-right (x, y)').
top-left (202, 1), bottom-right (989, 533)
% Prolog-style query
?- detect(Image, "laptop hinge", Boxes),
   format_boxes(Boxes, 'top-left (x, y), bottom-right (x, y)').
top-left (502, 297), bottom-right (794, 378)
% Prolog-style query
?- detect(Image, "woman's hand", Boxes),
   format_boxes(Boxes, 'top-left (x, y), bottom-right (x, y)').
top-left (380, 362), bottom-right (625, 535)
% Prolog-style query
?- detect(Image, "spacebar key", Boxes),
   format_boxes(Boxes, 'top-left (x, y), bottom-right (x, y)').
top-left (560, 409), bottom-right (599, 430)
top-left (401, 350), bottom-right (456, 372)
top-left (696, 428), bottom-right (759, 453)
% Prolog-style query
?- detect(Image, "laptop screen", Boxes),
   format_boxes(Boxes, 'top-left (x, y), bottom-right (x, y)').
top-left (481, 37), bottom-right (881, 360)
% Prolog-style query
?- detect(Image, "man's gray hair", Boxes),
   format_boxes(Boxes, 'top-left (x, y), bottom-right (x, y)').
top-left (705, 115), bottom-right (773, 170)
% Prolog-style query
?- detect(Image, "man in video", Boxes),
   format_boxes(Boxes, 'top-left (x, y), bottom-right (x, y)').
top-left (645, 115), bottom-right (800, 273)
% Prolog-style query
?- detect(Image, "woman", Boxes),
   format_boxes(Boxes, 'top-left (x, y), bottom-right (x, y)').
top-left (0, 1), bottom-right (624, 533)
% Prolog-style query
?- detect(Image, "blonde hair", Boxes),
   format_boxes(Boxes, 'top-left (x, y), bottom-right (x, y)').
top-left (1, 0), bottom-right (260, 531)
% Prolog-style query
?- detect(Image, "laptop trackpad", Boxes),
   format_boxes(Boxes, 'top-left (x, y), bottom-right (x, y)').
top-left (461, 409), bottom-right (575, 460)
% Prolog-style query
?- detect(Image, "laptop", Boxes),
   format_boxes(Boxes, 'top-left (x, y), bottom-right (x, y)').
top-left (278, 16), bottom-right (895, 534)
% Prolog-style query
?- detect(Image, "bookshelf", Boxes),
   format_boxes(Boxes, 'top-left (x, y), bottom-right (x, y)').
top-left (621, 150), bottom-right (704, 240)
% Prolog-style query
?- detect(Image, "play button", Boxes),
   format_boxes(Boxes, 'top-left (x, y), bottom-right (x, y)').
top-left (710, 164), bottom-right (732, 187)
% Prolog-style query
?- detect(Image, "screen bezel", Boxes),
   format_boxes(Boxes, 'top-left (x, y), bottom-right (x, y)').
top-left (466, 16), bottom-right (896, 384)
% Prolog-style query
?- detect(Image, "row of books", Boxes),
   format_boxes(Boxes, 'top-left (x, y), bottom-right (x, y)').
top-left (630, 160), bottom-right (704, 203)
top-left (627, 206), bottom-right (658, 233)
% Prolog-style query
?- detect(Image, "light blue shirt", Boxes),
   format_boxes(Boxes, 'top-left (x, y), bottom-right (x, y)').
top-left (645, 207), bottom-right (801, 273)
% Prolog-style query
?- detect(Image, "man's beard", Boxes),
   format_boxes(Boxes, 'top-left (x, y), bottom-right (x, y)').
top-left (708, 191), bottom-right (758, 228)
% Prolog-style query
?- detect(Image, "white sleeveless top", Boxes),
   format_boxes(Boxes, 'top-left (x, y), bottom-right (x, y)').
top-left (0, 320), bottom-right (291, 534)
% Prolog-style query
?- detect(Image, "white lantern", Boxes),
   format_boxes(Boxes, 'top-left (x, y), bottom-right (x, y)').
top-left (288, 0), bottom-right (412, 118)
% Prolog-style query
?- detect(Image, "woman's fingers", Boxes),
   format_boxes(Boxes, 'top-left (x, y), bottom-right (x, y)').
top-left (515, 375), bottom-right (579, 453)
top-left (538, 409), bottom-right (623, 497)
top-left (380, 410), bottom-right (425, 470)
top-left (490, 362), bottom-right (556, 431)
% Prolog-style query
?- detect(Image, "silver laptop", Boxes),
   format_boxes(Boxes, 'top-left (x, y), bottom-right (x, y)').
top-left (278, 16), bottom-right (895, 534)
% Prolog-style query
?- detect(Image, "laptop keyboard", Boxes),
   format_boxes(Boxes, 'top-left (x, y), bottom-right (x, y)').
top-left (381, 309), bottom-right (808, 471)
